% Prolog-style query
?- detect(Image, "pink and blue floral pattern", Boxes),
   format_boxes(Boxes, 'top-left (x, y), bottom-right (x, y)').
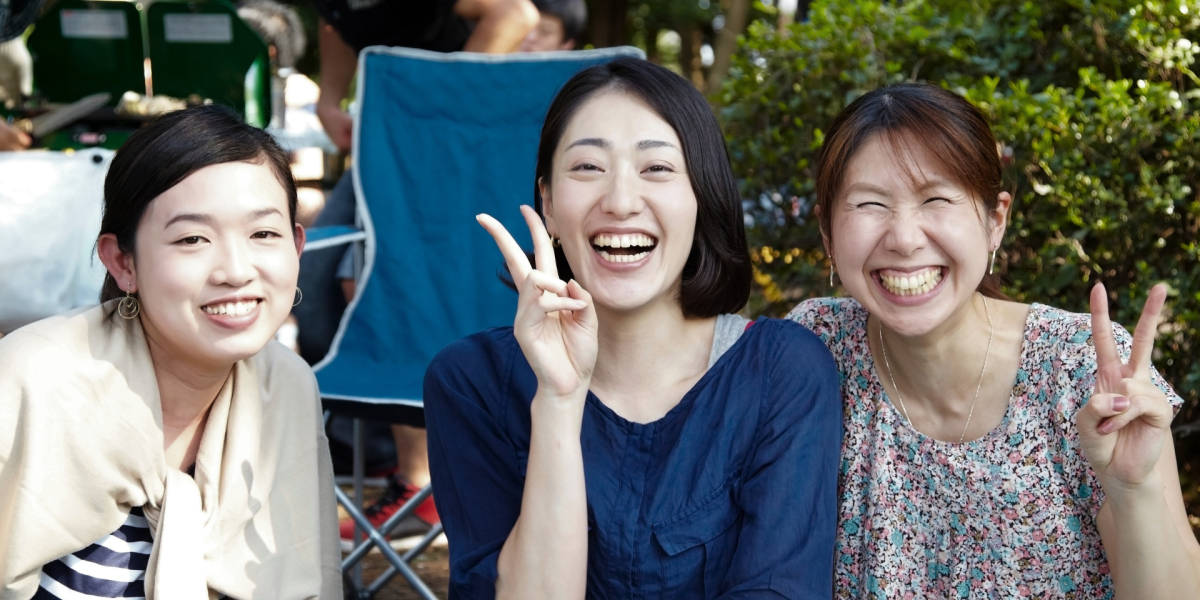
top-left (788, 297), bottom-right (1182, 600)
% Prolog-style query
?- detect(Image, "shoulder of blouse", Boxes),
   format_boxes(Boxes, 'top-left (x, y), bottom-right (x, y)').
top-left (741, 317), bottom-right (842, 409)
top-left (425, 326), bottom-right (520, 392)
top-left (785, 297), bottom-right (866, 347)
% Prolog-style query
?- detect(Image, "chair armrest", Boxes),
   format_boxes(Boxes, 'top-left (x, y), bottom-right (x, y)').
top-left (304, 225), bottom-right (367, 252)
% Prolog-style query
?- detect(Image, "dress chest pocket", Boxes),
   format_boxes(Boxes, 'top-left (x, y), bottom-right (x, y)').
top-left (652, 478), bottom-right (741, 598)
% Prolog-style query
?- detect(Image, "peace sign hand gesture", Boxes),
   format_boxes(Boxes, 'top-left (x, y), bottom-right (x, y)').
top-left (1077, 283), bottom-right (1173, 489)
top-left (477, 206), bottom-right (598, 404)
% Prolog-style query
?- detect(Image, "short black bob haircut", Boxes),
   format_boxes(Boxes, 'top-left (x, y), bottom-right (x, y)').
top-left (533, 57), bottom-right (751, 318)
top-left (532, 0), bottom-right (587, 44)
top-left (98, 104), bottom-right (297, 304)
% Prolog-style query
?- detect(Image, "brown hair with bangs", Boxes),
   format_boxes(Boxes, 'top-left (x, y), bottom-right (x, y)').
top-left (815, 83), bottom-right (1008, 300)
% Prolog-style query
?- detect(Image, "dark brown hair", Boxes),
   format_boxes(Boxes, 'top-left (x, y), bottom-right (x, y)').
top-left (533, 57), bottom-right (752, 318)
top-left (98, 104), bottom-right (297, 304)
top-left (816, 83), bottom-right (1008, 300)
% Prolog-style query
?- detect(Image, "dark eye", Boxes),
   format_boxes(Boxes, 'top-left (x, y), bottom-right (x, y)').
top-left (644, 164), bottom-right (674, 174)
top-left (572, 162), bottom-right (602, 172)
top-left (178, 236), bottom-right (204, 245)
top-left (252, 230), bottom-right (280, 239)
top-left (924, 197), bottom-right (949, 204)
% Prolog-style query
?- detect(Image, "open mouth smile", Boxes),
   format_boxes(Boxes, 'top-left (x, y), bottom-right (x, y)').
top-left (590, 232), bottom-right (658, 264)
top-left (200, 297), bottom-right (264, 330)
top-left (875, 267), bottom-right (945, 297)
top-left (202, 299), bottom-right (263, 316)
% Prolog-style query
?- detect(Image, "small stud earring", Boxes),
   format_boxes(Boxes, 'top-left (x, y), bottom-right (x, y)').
top-left (551, 236), bottom-right (561, 248)
top-left (118, 282), bottom-right (140, 320)
top-left (293, 287), bottom-right (303, 306)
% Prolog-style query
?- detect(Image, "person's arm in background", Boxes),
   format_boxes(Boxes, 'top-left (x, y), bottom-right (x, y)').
top-left (316, 20), bottom-right (357, 152)
top-left (0, 37), bottom-right (32, 151)
top-left (0, 121), bottom-right (29, 151)
top-left (455, 0), bottom-right (538, 53)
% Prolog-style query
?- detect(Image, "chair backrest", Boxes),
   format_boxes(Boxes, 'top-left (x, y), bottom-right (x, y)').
top-left (146, 0), bottom-right (271, 126)
top-left (314, 47), bottom-right (643, 407)
top-left (27, 0), bottom-right (145, 105)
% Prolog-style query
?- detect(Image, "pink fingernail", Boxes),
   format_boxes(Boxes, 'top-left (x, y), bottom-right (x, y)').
top-left (1098, 419), bottom-right (1114, 434)
top-left (1112, 396), bottom-right (1129, 411)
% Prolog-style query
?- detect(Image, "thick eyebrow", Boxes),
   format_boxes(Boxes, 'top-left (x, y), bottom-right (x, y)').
top-left (843, 182), bottom-right (892, 198)
top-left (565, 137), bottom-right (610, 150)
top-left (637, 139), bottom-right (676, 151)
top-left (249, 207), bottom-right (284, 221)
top-left (163, 207), bottom-right (282, 228)
top-left (164, 213), bottom-right (212, 228)
top-left (912, 177), bottom-right (954, 194)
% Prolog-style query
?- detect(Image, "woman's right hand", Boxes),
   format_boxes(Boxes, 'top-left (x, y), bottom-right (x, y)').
top-left (478, 206), bottom-right (598, 402)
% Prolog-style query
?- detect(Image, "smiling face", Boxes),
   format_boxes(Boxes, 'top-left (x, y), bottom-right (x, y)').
top-left (125, 161), bottom-right (302, 369)
top-left (829, 134), bottom-right (1009, 337)
top-left (542, 90), bottom-right (698, 315)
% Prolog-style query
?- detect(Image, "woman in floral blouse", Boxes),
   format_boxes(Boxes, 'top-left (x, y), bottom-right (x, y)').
top-left (788, 82), bottom-right (1200, 599)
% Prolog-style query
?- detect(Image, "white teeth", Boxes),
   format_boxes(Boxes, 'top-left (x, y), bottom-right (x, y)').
top-left (597, 249), bottom-right (651, 263)
top-left (880, 269), bottom-right (943, 296)
top-left (203, 300), bottom-right (259, 316)
top-left (590, 233), bottom-right (656, 249)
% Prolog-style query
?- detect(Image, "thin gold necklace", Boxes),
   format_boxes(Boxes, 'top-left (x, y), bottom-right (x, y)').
top-left (878, 294), bottom-right (994, 444)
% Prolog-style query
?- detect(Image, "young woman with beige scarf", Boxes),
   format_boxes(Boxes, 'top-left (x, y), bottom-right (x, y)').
top-left (0, 105), bottom-right (341, 599)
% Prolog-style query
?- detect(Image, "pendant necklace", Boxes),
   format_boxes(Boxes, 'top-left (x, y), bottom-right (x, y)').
top-left (878, 294), bottom-right (994, 444)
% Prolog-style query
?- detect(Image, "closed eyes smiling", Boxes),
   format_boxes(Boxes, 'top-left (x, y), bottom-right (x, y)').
top-left (853, 197), bottom-right (951, 210)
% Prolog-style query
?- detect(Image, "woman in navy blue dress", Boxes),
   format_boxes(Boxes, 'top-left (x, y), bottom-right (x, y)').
top-left (424, 57), bottom-right (842, 599)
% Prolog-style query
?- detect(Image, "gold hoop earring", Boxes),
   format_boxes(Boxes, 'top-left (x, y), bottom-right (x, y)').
top-left (118, 284), bottom-right (140, 320)
top-left (293, 287), bottom-right (303, 307)
top-left (990, 248), bottom-right (997, 275)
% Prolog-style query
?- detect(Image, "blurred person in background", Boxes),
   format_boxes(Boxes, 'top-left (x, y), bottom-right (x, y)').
top-left (302, 0), bottom-right (538, 548)
top-left (518, 0), bottom-right (586, 52)
top-left (0, 0), bottom-right (39, 152)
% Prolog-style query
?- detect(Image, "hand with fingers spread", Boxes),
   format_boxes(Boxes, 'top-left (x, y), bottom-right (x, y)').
top-left (477, 206), bottom-right (598, 403)
top-left (1077, 282), bottom-right (1173, 489)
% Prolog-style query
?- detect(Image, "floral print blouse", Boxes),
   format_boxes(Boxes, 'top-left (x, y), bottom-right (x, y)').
top-left (788, 297), bottom-right (1182, 599)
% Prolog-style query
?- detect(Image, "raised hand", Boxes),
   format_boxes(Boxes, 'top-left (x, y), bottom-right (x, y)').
top-left (1077, 282), bottom-right (1172, 488)
top-left (477, 206), bottom-right (598, 401)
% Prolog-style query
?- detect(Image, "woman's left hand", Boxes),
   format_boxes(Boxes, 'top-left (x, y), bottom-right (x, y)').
top-left (1077, 282), bottom-right (1173, 489)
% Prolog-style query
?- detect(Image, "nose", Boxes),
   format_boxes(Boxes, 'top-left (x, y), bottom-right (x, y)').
top-left (211, 238), bottom-right (256, 287)
top-left (598, 161), bottom-right (645, 219)
top-left (883, 209), bottom-right (927, 257)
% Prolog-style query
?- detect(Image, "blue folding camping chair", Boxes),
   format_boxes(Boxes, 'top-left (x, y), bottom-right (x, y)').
top-left (304, 45), bottom-right (643, 598)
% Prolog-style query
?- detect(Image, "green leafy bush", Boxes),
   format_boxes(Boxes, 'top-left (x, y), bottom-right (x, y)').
top-left (720, 0), bottom-right (1200, 419)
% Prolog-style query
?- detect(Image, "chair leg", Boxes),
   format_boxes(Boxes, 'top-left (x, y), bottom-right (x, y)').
top-left (343, 483), bottom-right (434, 570)
top-left (366, 521), bottom-right (444, 597)
top-left (352, 418), bottom-right (365, 589)
top-left (334, 486), bottom-right (439, 599)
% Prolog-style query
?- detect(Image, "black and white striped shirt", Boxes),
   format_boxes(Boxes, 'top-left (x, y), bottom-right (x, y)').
top-left (34, 507), bottom-right (152, 599)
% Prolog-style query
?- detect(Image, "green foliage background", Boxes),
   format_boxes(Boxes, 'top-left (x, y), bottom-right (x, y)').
top-left (719, 0), bottom-right (1200, 424)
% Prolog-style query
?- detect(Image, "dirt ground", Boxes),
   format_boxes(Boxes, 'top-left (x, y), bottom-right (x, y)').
top-left (348, 548), bottom-right (450, 600)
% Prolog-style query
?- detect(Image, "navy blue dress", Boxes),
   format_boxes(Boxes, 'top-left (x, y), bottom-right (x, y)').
top-left (424, 318), bottom-right (842, 599)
